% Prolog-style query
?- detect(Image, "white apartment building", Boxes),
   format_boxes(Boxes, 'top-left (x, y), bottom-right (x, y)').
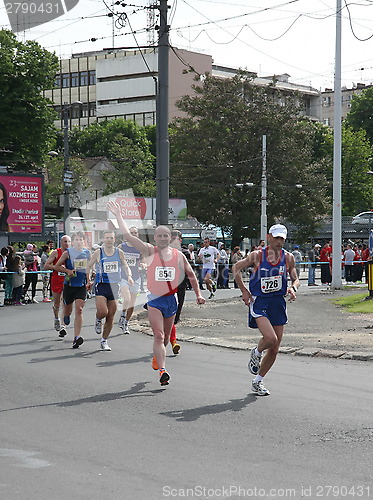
top-left (321, 83), bottom-right (372, 127)
top-left (44, 47), bottom-right (322, 129)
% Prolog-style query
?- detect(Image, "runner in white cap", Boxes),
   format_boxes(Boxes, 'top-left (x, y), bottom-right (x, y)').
top-left (232, 224), bottom-right (300, 396)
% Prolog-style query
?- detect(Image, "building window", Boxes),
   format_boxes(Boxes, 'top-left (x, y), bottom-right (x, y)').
top-left (54, 105), bottom-right (62, 119)
top-left (71, 105), bottom-right (81, 119)
top-left (80, 71), bottom-right (88, 86)
top-left (71, 72), bottom-right (79, 87)
top-left (89, 70), bottom-right (96, 85)
top-left (144, 112), bottom-right (155, 125)
top-left (89, 103), bottom-right (96, 116)
top-left (62, 73), bottom-right (70, 88)
top-left (55, 74), bottom-right (61, 88)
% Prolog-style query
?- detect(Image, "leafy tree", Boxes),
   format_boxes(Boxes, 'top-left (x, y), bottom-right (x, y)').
top-left (170, 73), bottom-right (330, 245)
top-left (0, 30), bottom-right (59, 170)
top-left (69, 118), bottom-right (151, 158)
top-left (344, 87), bottom-right (373, 145)
top-left (340, 125), bottom-right (373, 215)
top-left (43, 156), bottom-right (91, 213)
top-left (69, 118), bottom-right (156, 196)
top-left (101, 134), bottom-right (156, 196)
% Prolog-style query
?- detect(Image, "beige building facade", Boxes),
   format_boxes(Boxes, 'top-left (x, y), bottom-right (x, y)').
top-left (44, 47), bottom-right (322, 129)
top-left (321, 83), bottom-right (372, 127)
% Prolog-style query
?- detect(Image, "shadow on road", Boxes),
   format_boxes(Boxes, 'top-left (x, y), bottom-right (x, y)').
top-left (160, 393), bottom-right (257, 422)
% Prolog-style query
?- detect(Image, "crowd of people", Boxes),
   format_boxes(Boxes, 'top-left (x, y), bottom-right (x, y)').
top-left (1, 220), bottom-right (372, 394)
top-left (0, 241), bottom-right (55, 305)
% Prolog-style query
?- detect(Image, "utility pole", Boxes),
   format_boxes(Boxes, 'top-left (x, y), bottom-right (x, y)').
top-left (155, 0), bottom-right (170, 226)
top-left (332, 0), bottom-right (342, 289)
top-left (261, 134), bottom-right (267, 241)
top-left (63, 105), bottom-right (70, 235)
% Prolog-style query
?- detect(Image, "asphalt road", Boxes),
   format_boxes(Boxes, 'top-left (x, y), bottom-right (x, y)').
top-left (0, 302), bottom-right (372, 499)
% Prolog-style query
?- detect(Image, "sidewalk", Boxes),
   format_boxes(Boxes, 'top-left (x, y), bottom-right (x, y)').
top-left (133, 273), bottom-right (373, 362)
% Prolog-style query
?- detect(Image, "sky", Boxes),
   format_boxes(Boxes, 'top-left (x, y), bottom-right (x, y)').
top-left (1, 0), bottom-right (373, 91)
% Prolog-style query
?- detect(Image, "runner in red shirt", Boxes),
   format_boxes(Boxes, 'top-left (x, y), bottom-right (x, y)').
top-left (44, 235), bottom-right (71, 337)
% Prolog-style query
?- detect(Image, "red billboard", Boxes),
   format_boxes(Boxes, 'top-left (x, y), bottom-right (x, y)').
top-left (0, 173), bottom-right (44, 234)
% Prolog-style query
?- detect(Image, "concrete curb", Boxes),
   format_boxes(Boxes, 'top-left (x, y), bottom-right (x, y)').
top-left (130, 317), bottom-right (373, 362)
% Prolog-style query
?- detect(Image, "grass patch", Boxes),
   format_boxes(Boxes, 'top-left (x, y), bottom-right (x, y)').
top-left (332, 292), bottom-right (373, 313)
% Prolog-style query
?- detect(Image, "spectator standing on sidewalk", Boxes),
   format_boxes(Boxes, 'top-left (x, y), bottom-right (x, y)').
top-left (353, 244), bottom-right (364, 283)
top-left (292, 245), bottom-right (302, 279)
top-left (4, 245), bottom-right (16, 305)
top-left (40, 245), bottom-right (52, 303)
top-left (307, 243), bottom-right (320, 286)
top-left (23, 244), bottom-right (39, 303)
top-left (232, 224), bottom-right (299, 397)
top-left (217, 244), bottom-right (229, 289)
top-left (320, 242), bottom-right (332, 285)
top-left (362, 244), bottom-right (370, 284)
top-left (12, 255), bottom-right (25, 305)
top-left (231, 246), bottom-right (244, 288)
top-left (343, 243), bottom-right (355, 284)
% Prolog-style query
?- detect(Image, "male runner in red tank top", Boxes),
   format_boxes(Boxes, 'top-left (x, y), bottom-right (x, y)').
top-left (44, 235), bottom-right (71, 337)
top-left (108, 201), bottom-right (205, 386)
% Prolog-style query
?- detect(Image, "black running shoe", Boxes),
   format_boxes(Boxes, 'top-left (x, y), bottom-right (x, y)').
top-left (59, 327), bottom-right (67, 338)
top-left (160, 371), bottom-right (170, 386)
top-left (72, 337), bottom-right (84, 349)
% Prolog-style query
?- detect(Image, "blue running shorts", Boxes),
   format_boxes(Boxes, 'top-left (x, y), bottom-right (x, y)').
top-left (202, 268), bottom-right (214, 278)
top-left (144, 293), bottom-right (178, 318)
top-left (95, 282), bottom-right (119, 301)
top-left (248, 294), bottom-right (288, 329)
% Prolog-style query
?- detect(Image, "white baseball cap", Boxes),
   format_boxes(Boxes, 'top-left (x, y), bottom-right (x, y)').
top-left (269, 224), bottom-right (287, 239)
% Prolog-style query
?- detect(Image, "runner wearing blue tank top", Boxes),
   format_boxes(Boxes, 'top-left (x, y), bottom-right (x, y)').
top-left (118, 226), bottom-right (143, 334)
top-left (54, 231), bottom-right (91, 349)
top-left (86, 230), bottom-right (134, 351)
top-left (233, 224), bottom-right (300, 396)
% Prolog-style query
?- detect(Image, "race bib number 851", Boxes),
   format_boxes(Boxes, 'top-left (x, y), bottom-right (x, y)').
top-left (261, 275), bottom-right (281, 293)
top-left (155, 267), bottom-right (175, 281)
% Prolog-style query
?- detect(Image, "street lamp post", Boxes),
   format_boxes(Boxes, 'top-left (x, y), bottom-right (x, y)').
top-left (261, 134), bottom-right (267, 241)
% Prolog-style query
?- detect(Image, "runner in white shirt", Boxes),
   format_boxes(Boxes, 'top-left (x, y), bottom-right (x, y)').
top-left (198, 238), bottom-right (220, 299)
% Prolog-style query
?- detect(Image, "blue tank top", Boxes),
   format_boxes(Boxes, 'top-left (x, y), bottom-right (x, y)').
top-left (120, 242), bottom-right (141, 280)
top-left (249, 247), bottom-right (288, 296)
top-left (95, 247), bottom-right (122, 284)
top-left (65, 247), bottom-right (91, 287)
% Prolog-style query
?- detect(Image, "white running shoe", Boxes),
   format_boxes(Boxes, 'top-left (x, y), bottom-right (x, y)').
top-left (54, 318), bottom-right (61, 332)
top-left (248, 347), bottom-right (261, 375)
top-left (122, 320), bottom-right (130, 334)
top-left (251, 379), bottom-right (270, 396)
top-left (95, 318), bottom-right (103, 335)
top-left (100, 340), bottom-right (111, 351)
